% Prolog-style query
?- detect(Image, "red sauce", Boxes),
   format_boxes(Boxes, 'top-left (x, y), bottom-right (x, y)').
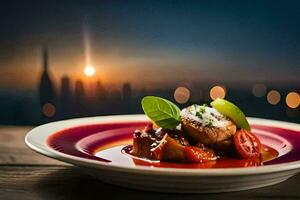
top-left (47, 122), bottom-right (287, 169)
top-left (122, 144), bottom-right (279, 168)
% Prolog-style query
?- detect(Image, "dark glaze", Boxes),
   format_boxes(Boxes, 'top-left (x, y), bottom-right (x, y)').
top-left (122, 144), bottom-right (278, 168)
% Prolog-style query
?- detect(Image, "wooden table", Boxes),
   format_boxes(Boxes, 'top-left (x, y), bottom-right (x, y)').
top-left (0, 126), bottom-right (299, 200)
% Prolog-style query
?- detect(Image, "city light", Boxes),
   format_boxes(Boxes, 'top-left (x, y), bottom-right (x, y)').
top-left (286, 92), bottom-right (300, 108)
top-left (267, 90), bottom-right (281, 105)
top-left (174, 86), bottom-right (190, 104)
top-left (84, 65), bottom-right (96, 77)
top-left (42, 103), bottom-right (56, 117)
top-left (252, 83), bottom-right (267, 97)
top-left (210, 85), bottom-right (226, 100)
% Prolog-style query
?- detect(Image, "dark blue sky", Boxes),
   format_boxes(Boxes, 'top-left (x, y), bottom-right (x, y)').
top-left (0, 0), bottom-right (300, 89)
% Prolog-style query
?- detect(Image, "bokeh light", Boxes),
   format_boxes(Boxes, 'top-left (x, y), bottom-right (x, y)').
top-left (42, 103), bottom-right (56, 117)
top-left (285, 92), bottom-right (300, 108)
top-left (84, 65), bottom-right (95, 77)
top-left (174, 87), bottom-right (190, 104)
top-left (210, 85), bottom-right (226, 100)
top-left (267, 90), bottom-right (281, 105)
top-left (252, 83), bottom-right (267, 97)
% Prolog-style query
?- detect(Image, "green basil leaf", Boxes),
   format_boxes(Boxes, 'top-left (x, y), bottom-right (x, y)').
top-left (141, 96), bottom-right (181, 129)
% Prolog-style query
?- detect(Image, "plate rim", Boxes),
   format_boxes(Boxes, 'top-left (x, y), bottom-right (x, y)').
top-left (25, 114), bottom-right (300, 176)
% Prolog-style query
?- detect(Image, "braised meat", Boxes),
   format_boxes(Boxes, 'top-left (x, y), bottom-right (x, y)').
top-left (132, 123), bottom-right (216, 163)
top-left (132, 124), bottom-right (189, 161)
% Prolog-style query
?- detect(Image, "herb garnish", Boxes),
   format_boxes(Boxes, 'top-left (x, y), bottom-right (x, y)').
top-left (196, 111), bottom-right (203, 119)
top-left (141, 96), bottom-right (181, 129)
top-left (200, 106), bottom-right (206, 114)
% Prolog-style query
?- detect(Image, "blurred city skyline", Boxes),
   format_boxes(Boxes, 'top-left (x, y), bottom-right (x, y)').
top-left (0, 0), bottom-right (299, 125)
top-left (0, 45), bottom-right (296, 126)
top-left (1, 0), bottom-right (300, 91)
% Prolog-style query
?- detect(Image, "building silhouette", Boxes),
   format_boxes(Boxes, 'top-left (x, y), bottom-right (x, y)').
top-left (122, 83), bottom-right (132, 101)
top-left (59, 75), bottom-right (72, 118)
top-left (94, 80), bottom-right (109, 114)
top-left (95, 80), bottom-right (108, 101)
top-left (38, 46), bottom-right (57, 118)
top-left (122, 82), bottom-right (132, 113)
top-left (74, 80), bottom-right (86, 116)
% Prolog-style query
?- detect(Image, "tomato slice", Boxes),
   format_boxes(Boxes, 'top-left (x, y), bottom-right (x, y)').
top-left (184, 146), bottom-right (216, 163)
top-left (234, 129), bottom-right (262, 159)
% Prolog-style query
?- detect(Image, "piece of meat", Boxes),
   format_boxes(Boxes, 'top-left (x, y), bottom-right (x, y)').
top-left (132, 124), bottom-right (189, 161)
top-left (155, 128), bottom-right (190, 146)
top-left (181, 105), bottom-right (237, 154)
top-left (132, 130), bottom-right (187, 162)
top-left (151, 134), bottom-right (187, 162)
top-left (132, 129), bottom-right (155, 158)
top-left (209, 138), bottom-right (235, 156)
top-left (132, 124), bottom-right (217, 163)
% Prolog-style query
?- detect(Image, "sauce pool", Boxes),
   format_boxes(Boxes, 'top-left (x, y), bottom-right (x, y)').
top-left (121, 144), bottom-right (278, 168)
top-left (46, 122), bottom-right (286, 169)
top-left (94, 144), bottom-right (279, 169)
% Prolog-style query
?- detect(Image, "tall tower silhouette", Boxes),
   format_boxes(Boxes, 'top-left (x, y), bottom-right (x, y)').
top-left (74, 80), bottom-right (86, 116)
top-left (94, 80), bottom-right (108, 114)
top-left (122, 82), bottom-right (132, 113)
top-left (95, 80), bottom-right (108, 100)
top-left (38, 46), bottom-right (57, 118)
top-left (122, 82), bottom-right (132, 102)
top-left (59, 75), bottom-right (72, 118)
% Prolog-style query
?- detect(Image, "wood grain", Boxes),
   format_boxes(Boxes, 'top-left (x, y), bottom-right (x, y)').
top-left (0, 166), bottom-right (299, 200)
top-left (0, 126), bottom-right (299, 200)
top-left (0, 126), bottom-right (66, 165)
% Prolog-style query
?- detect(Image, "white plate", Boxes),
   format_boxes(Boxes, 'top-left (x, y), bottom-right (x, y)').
top-left (25, 115), bottom-right (300, 193)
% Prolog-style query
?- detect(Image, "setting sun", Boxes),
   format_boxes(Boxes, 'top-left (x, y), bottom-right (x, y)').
top-left (84, 65), bottom-right (95, 77)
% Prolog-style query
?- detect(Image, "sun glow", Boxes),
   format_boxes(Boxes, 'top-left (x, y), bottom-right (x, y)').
top-left (84, 65), bottom-right (95, 77)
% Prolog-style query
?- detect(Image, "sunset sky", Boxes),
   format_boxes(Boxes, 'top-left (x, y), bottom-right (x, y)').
top-left (1, 0), bottom-right (300, 90)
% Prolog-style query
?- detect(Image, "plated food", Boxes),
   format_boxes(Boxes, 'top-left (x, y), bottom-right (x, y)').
top-left (127, 96), bottom-right (274, 167)
top-left (25, 96), bottom-right (300, 193)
